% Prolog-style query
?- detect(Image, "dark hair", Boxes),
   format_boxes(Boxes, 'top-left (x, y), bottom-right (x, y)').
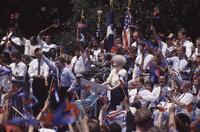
top-left (55, 57), bottom-right (66, 64)
top-left (106, 54), bottom-right (113, 61)
top-left (147, 126), bottom-right (165, 132)
top-left (22, 55), bottom-right (32, 63)
top-left (100, 125), bottom-right (110, 132)
top-left (177, 28), bottom-right (187, 36)
top-left (88, 119), bottom-right (100, 132)
top-left (144, 79), bottom-right (154, 88)
top-left (138, 77), bottom-right (145, 85)
top-left (126, 111), bottom-right (136, 132)
top-left (196, 37), bottom-right (200, 41)
top-left (11, 51), bottom-right (21, 60)
top-left (175, 113), bottom-right (191, 132)
top-left (128, 46), bottom-right (137, 53)
top-left (182, 81), bottom-right (192, 90)
top-left (109, 122), bottom-right (121, 132)
top-left (135, 108), bottom-right (153, 130)
top-left (34, 48), bottom-right (41, 54)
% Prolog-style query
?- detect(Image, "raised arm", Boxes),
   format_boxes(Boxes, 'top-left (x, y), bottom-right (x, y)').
top-left (41, 54), bottom-right (57, 73)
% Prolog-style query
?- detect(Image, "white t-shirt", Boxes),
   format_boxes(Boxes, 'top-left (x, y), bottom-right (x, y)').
top-left (23, 38), bottom-right (40, 56)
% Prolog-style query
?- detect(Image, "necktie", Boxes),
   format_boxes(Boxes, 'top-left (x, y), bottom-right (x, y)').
top-left (37, 59), bottom-right (41, 76)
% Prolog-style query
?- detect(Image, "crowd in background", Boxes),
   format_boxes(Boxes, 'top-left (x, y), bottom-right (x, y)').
top-left (0, 23), bottom-right (199, 132)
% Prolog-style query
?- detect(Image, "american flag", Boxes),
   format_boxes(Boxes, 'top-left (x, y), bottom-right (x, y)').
top-left (122, 11), bottom-right (132, 48)
top-left (106, 110), bottom-right (126, 120)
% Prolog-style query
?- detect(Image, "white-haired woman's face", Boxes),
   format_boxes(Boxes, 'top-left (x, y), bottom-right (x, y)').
top-left (112, 62), bottom-right (121, 69)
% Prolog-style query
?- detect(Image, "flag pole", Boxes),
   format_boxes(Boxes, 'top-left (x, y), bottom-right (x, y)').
top-left (110, 0), bottom-right (113, 10)
top-left (40, 24), bottom-right (56, 34)
top-left (74, 92), bottom-right (86, 116)
top-left (127, 0), bottom-right (131, 13)
top-left (76, 10), bottom-right (84, 43)
top-left (11, 106), bottom-right (26, 119)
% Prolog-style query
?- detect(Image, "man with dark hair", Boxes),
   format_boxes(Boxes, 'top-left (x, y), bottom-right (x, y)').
top-left (192, 37), bottom-right (200, 60)
top-left (177, 28), bottom-right (193, 58)
top-left (109, 122), bottom-right (121, 132)
top-left (175, 81), bottom-right (194, 117)
top-left (0, 26), bottom-right (24, 55)
top-left (134, 107), bottom-right (153, 131)
top-left (175, 113), bottom-right (191, 132)
top-left (28, 48), bottom-right (49, 116)
top-left (41, 51), bottom-right (76, 103)
top-left (88, 119), bottom-right (101, 132)
top-left (37, 32), bottom-right (57, 53)
top-left (9, 52), bottom-right (27, 84)
top-left (166, 46), bottom-right (190, 81)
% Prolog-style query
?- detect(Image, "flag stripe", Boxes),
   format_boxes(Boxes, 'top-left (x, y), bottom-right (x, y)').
top-left (122, 12), bottom-right (131, 48)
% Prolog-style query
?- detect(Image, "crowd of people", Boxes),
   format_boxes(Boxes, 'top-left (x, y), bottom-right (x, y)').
top-left (0, 21), bottom-right (200, 132)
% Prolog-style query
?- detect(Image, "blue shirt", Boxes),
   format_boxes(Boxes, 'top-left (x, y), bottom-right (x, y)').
top-left (42, 55), bottom-right (76, 88)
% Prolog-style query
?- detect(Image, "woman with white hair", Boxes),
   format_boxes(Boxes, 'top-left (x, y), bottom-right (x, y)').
top-left (103, 55), bottom-right (128, 110)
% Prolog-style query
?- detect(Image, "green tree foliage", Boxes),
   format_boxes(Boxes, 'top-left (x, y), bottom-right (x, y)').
top-left (1, 0), bottom-right (200, 53)
top-left (62, 0), bottom-right (200, 53)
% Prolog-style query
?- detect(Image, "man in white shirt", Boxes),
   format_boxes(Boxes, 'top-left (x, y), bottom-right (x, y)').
top-left (131, 30), bottom-right (142, 56)
top-left (28, 48), bottom-right (49, 85)
top-left (91, 40), bottom-right (106, 64)
top-left (9, 52), bottom-right (27, 84)
top-left (28, 48), bottom-right (49, 116)
top-left (157, 76), bottom-right (172, 97)
top-left (132, 42), bottom-right (153, 80)
top-left (41, 52), bottom-right (76, 104)
top-left (6, 52), bottom-right (27, 111)
top-left (192, 37), bottom-right (200, 60)
top-left (0, 26), bottom-right (24, 54)
top-left (128, 77), bottom-right (147, 107)
top-left (23, 36), bottom-right (40, 57)
top-left (137, 80), bottom-right (162, 107)
top-left (166, 46), bottom-right (190, 80)
top-left (71, 48), bottom-right (90, 75)
top-left (165, 33), bottom-right (176, 58)
top-left (37, 33), bottom-right (57, 53)
top-left (175, 81), bottom-right (194, 117)
top-left (178, 28), bottom-right (193, 58)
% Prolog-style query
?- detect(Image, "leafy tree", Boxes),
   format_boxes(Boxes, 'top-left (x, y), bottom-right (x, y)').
top-left (0, 0), bottom-right (200, 53)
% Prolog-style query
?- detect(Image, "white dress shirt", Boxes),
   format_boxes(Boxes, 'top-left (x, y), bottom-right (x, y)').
top-left (132, 53), bottom-right (153, 80)
top-left (131, 42), bottom-right (142, 56)
top-left (28, 59), bottom-right (49, 80)
top-left (9, 62), bottom-right (27, 83)
top-left (191, 48), bottom-right (200, 60)
top-left (71, 55), bottom-right (86, 74)
top-left (183, 40), bottom-right (193, 58)
top-left (71, 51), bottom-right (89, 74)
top-left (160, 85), bottom-right (172, 96)
top-left (167, 56), bottom-right (189, 74)
top-left (92, 48), bottom-right (101, 62)
top-left (138, 89), bottom-right (153, 107)
top-left (176, 92), bottom-right (194, 117)
top-left (177, 92), bottom-right (194, 106)
top-left (160, 41), bottom-right (168, 57)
